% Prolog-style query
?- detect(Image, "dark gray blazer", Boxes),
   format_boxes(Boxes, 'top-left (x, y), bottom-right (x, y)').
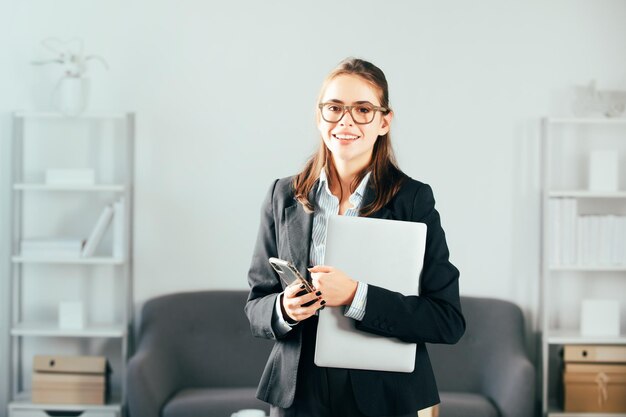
top-left (245, 175), bottom-right (465, 416)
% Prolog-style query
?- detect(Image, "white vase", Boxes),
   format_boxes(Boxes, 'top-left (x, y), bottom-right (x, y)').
top-left (56, 76), bottom-right (89, 116)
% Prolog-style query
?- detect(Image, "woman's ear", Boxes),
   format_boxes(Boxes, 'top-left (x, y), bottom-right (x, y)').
top-left (378, 111), bottom-right (393, 136)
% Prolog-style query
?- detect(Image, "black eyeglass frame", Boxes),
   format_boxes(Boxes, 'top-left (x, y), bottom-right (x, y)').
top-left (318, 102), bottom-right (389, 125)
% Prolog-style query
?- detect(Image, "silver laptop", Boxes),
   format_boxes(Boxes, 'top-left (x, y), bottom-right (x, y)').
top-left (314, 215), bottom-right (427, 373)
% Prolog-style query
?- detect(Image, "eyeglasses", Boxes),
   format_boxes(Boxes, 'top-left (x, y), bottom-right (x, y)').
top-left (318, 102), bottom-right (388, 125)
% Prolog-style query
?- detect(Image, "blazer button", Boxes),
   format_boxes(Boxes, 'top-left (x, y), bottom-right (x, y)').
top-left (388, 326), bottom-right (394, 332)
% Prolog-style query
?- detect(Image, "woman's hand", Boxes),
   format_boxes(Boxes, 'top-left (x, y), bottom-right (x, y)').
top-left (281, 280), bottom-right (325, 323)
top-left (308, 265), bottom-right (358, 307)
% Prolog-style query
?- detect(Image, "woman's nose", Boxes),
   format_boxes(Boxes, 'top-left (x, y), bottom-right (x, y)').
top-left (339, 109), bottom-right (355, 126)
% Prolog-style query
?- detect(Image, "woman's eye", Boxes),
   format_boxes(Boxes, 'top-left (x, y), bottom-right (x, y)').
top-left (357, 106), bottom-right (372, 113)
top-left (327, 105), bottom-right (341, 112)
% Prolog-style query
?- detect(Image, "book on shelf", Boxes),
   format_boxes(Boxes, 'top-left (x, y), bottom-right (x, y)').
top-left (82, 204), bottom-right (114, 257)
top-left (82, 197), bottom-right (126, 258)
top-left (20, 238), bottom-right (85, 258)
top-left (549, 198), bottom-right (626, 267)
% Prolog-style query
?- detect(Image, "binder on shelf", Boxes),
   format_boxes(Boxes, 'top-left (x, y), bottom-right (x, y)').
top-left (82, 204), bottom-right (114, 257)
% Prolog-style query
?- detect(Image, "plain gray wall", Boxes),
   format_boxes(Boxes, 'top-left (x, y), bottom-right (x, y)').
top-left (2, 0), bottom-right (626, 414)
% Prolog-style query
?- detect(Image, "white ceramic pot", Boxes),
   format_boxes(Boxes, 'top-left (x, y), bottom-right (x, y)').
top-left (57, 76), bottom-right (89, 116)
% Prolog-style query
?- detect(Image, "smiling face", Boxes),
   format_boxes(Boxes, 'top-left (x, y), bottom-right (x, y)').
top-left (317, 74), bottom-right (392, 171)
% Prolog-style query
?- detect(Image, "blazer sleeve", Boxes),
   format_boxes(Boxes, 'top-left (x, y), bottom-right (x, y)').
top-left (354, 183), bottom-right (465, 344)
top-left (244, 180), bottom-right (293, 341)
top-left (244, 180), bottom-right (282, 339)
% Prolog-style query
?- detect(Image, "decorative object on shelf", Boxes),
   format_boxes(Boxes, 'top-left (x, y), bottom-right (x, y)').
top-left (571, 80), bottom-right (626, 118)
top-left (58, 301), bottom-right (85, 330)
top-left (589, 150), bottom-right (619, 192)
top-left (580, 299), bottom-right (620, 337)
top-left (31, 37), bottom-right (109, 116)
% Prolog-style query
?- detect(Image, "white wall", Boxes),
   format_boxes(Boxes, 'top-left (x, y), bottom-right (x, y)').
top-left (2, 0), bottom-right (626, 413)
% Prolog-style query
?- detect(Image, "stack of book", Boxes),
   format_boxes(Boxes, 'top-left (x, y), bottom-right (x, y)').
top-left (21, 239), bottom-right (84, 258)
top-left (549, 198), bottom-right (626, 267)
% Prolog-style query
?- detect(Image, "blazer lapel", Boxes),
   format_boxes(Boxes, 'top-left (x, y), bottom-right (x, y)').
top-left (361, 183), bottom-right (393, 220)
top-left (285, 186), bottom-right (316, 279)
top-left (284, 180), bottom-right (394, 280)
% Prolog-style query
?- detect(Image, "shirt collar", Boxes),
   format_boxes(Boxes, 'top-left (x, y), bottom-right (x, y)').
top-left (317, 168), bottom-right (371, 200)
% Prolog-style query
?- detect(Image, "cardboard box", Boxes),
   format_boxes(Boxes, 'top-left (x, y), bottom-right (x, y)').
top-left (564, 363), bottom-right (626, 412)
top-left (32, 355), bottom-right (109, 405)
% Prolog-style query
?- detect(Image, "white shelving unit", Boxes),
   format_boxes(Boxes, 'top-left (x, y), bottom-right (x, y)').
top-left (7, 111), bottom-right (135, 417)
top-left (540, 117), bottom-right (626, 416)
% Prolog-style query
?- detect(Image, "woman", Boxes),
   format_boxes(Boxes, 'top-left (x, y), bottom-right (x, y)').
top-left (245, 57), bottom-right (465, 417)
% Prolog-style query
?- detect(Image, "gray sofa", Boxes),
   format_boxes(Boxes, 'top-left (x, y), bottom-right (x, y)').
top-left (127, 291), bottom-right (534, 417)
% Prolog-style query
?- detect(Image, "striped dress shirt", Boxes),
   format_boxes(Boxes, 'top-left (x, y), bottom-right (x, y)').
top-left (274, 170), bottom-right (370, 334)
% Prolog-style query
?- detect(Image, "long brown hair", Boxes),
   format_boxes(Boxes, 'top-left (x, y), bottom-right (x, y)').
top-left (293, 57), bottom-right (406, 217)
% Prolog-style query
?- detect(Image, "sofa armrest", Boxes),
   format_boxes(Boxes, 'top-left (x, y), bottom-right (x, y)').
top-left (127, 344), bottom-right (181, 417)
top-left (481, 354), bottom-right (535, 417)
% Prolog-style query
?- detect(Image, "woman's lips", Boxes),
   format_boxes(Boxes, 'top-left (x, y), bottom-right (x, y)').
top-left (332, 133), bottom-right (360, 141)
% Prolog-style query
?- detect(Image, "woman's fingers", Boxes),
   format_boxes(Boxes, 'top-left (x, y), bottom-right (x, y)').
top-left (282, 284), bottom-right (325, 322)
top-left (289, 297), bottom-right (326, 321)
top-left (286, 288), bottom-right (320, 307)
top-left (284, 280), bottom-right (308, 297)
top-left (308, 265), bottom-right (333, 273)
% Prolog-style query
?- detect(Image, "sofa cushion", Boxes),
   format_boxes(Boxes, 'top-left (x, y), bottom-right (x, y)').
top-left (162, 387), bottom-right (270, 417)
top-left (439, 392), bottom-right (498, 417)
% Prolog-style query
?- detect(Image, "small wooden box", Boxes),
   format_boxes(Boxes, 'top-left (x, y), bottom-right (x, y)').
top-left (32, 355), bottom-right (109, 405)
top-left (564, 345), bottom-right (626, 363)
